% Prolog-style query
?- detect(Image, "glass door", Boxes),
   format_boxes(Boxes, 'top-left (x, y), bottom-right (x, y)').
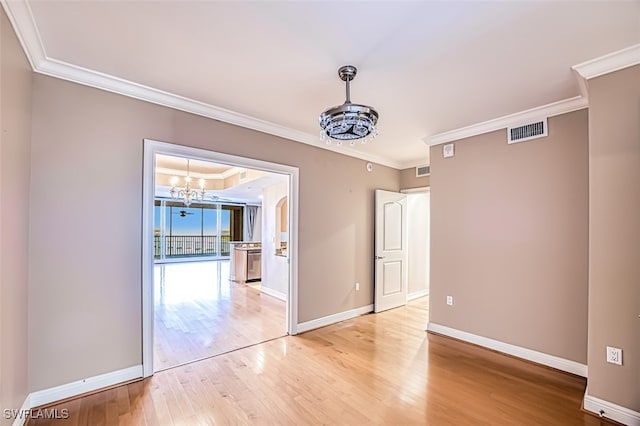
top-left (154, 200), bottom-right (242, 260)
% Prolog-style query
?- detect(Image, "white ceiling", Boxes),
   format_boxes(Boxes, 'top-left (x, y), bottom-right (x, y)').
top-left (7, 1), bottom-right (640, 168)
top-left (155, 154), bottom-right (287, 204)
top-left (156, 154), bottom-right (237, 175)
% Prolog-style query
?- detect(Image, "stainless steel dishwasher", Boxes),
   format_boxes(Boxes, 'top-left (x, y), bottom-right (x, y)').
top-left (246, 250), bottom-right (261, 281)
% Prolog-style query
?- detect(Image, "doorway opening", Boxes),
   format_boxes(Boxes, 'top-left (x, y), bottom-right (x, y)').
top-left (142, 140), bottom-right (299, 377)
top-left (405, 187), bottom-right (430, 321)
top-left (374, 188), bottom-right (430, 319)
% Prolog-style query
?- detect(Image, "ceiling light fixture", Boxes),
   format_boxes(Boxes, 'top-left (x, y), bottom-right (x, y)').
top-left (319, 65), bottom-right (379, 147)
top-left (169, 159), bottom-right (206, 207)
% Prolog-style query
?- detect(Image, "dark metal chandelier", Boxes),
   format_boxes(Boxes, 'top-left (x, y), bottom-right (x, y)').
top-left (319, 65), bottom-right (379, 147)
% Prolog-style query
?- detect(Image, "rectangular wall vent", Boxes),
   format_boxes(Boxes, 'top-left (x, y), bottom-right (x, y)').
top-left (416, 165), bottom-right (430, 177)
top-left (508, 118), bottom-right (548, 144)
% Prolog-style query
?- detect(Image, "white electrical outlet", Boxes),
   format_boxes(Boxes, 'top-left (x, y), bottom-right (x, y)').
top-left (446, 296), bottom-right (453, 306)
top-left (606, 346), bottom-right (622, 365)
top-left (355, 282), bottom-right (360, 291)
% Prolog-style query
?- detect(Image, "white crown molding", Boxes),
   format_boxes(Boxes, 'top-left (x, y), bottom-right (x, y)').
top-left (427, 322), bottom-right (588, 377)
top-left (584, 392), bottom-right (640, 426)
top-left (427, 95), bottom-right (588, 146)
top-left (0, 0), bottom-right (46, 70)
top-left (6, 0), bottom-right (636, 169)
top-left (40, 58), bottom-right (402, 168)
top-left (156, 167), bottom-right (202, 179)
top-left (396, 158), bottom-right (431, 170)
top-left (426, 43), bottom-right (640, 147)
top-left (155, 166), bottom-right (243, 180)
top-left (572, 44), bottom-right (640, 80)
top-left (221, 167), bottom-right (245, 179)
top-left (1, 0), bottom-right (404, 170)
top-left (572, 67), bottom-right (590, 101)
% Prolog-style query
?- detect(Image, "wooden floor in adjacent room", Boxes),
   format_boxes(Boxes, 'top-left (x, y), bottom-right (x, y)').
top-left (154, 260), bottom-right (287, 371)
top-left (29, 296), bottom-right (611, 426)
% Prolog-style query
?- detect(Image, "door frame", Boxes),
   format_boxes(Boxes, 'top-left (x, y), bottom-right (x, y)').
top-left (142, 139), bottom-right (300, 377)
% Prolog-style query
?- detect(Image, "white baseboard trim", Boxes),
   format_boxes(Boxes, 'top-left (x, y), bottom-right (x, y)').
top-left (11, 393), bottom-right (32, 426)
top-left (408, 289), bottom-right (429, 301)
top-left (28, 365), bottom-right (143, 408)
top-left (584, 392), bottom-right (640, 426)
top-left (427, 323), bottom-right (587, 377)
top-left (259, 286), bottom-right (287, 301)
top-left (297, 304), bottom-right (374, 334)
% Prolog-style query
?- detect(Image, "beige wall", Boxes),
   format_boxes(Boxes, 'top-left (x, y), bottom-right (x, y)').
top-left (0, 8), bottom-right (32, 423)
top-left (400, 166), bottom-right (429, 190)
top-left (429, 110), bottom-right (589, 363)
top-left (586, 65), bottom-right (639, 411)
top-left (28, 74), bottom-right (399, 391)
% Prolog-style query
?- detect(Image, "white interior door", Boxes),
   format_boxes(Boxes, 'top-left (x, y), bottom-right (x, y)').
top-left (374, 190), bottom-right (408, 313)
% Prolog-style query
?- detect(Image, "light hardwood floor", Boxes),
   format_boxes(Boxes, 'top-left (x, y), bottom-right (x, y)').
top-left (29, 296), bottom-right (611, 425)
top-left (154, 261), bottom-right (286, 371)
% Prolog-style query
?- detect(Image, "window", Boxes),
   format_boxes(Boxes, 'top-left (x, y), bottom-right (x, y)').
top-left (153, 200), bottom-right (243, 259)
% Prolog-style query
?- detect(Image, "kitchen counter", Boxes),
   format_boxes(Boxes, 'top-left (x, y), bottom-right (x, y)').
top-left (230, 242), bottom-right (261, 283)
top-left (234, 246), bottom-right (261, 251)
top-left (230, 242), bottom-right (261, 250)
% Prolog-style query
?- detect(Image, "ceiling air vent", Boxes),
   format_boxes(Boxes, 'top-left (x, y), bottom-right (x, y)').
top-left (416, 165), bottom-right (430, 177)
top-left (508, 118), bottom-right (548, 144)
